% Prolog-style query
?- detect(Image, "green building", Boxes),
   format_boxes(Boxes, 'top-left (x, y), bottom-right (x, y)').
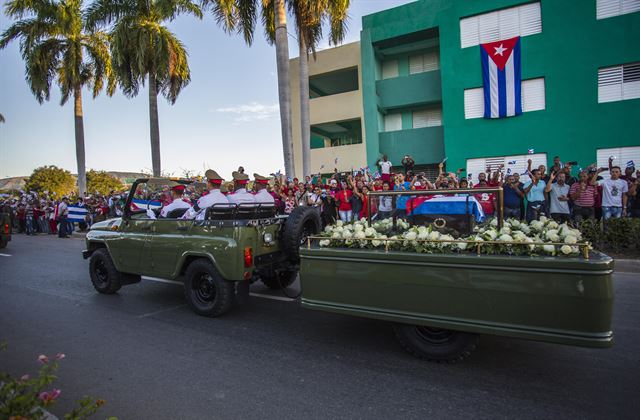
top-left (302, 0), bottom-right (640, 182)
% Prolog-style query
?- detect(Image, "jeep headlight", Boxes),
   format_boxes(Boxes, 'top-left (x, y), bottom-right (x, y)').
top-left (263, 232), bottom-right (274, 245)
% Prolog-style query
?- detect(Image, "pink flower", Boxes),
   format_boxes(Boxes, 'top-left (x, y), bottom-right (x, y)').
top-left (20, 374), bottom-right (30, 382)
top-left (37, 355), bottom-right (49, 364)
top-left (38, 389), bottom-right (61, 405)
top-left (55, 352), bottom-right (66, 360)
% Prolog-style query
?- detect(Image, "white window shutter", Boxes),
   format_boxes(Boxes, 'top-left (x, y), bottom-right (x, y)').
top-left (622, 0), bottom-right (640, 14)
top-left (460, 16), bottom-right (479, 48)
top-left (623, 62), bottom-right (640, 100)
top-left (384, 113), bottom-right (402, 132)
top-left (459, 2), bottom-right (541, 48)
top-left (409, 55), bottom-right (423, 75)
top-left (598, 65), bottom-right (623, 103)
top-left (478, 12), bottom-right (499, 44)
top-left (498, 7), bottom-right (519, 40)
top-left (382, 60), bottom-right (398, 79)
top-left (518, 2), bottom-right (542, 36)
top-left (597, 147), bottom-right (640, 180)
top-left (464, 87), bottom-right (484, 119)
top-left (412, 108), bottom-right (442, 128)
top-left (522, 78), bottom-right (546, 112)
top-left (423, 52), bottom-right (439, 72)
top-left (598, 0), bottom-right (640, 19)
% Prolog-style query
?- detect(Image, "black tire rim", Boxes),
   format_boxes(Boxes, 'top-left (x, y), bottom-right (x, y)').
top-left (415, 327), bottom-right (455, 345)
top-left (192, 273), bottom-right (216, 305)
top-left (94, 259), bottom-right (109, 287)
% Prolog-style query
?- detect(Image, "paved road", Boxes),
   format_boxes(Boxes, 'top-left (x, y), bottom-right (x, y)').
top-left (1, 234), bottom-right (639, 419)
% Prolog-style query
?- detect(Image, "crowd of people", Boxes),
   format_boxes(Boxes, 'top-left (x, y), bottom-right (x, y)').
top-left (2, 154), bottom-right (639, 238)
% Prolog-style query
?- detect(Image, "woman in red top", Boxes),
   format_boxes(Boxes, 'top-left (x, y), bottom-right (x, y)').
top-left (336, 184), bottom-right (353, 222)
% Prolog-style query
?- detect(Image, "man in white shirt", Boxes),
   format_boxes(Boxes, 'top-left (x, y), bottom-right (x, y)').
top-left (159, 184), bottom-right (191, 218)
top-left (378, 154), bottom-right (393, 183)
top-left (183, 169), bottom-right (229, 220)
top-left (57, 196), bottom-right (70, 238)
top-left (227, 171), bottom-right (256, 205)
top-left (253, 173), bottom-right (275, 204)
top-left (598, 166), bottom-right (628, 219)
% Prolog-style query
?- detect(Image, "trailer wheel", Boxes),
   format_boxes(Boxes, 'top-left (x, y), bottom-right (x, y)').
top-left (281, 207), bottom-right (321, 262)
top-left (184, 259), bottom-right (234, 317)
top-left (392, 324), bottom-right (478, 363)
top-left (258, 269), bottom-right (296, 289)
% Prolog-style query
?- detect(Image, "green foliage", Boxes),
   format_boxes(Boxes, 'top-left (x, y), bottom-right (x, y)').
top-left (25, 165), bottom-right (76, 197)
top-left (86, 170), bottom-right (124, 195)
top-left (577, 218), bottom-right (640, 253)
top-left (0, 347), bottom-right (108, 420)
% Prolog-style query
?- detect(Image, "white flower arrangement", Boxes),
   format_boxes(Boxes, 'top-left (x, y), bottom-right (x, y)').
top-left (316, 217), bottom-right (588, 257)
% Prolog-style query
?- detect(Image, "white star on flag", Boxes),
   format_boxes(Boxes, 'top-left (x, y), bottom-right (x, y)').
top-left (493, 44), bottom-right (507, 56)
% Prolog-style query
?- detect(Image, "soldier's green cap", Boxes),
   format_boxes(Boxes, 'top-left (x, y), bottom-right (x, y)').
top-left (232, 171), bottom-right (250, 182)
top-left (204, 169), bottom-right (223, 182)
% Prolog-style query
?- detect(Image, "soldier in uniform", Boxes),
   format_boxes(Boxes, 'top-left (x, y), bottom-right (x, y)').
top-left (182, 169), bottom-right (229, 219)
top-left (227, 171), bottom-right (256, 205)
top-left (159, 185), bottom-right (191, 218)
top-left (253, 173), bottom-right (275, 204)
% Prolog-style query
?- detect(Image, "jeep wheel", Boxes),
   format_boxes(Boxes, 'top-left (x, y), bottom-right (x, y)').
top-left (184, 259), bottom-right (233, 317)
top-left (392, 324), bottom-right (478, 363)
top-left (89, 248), bottom-right (122, 294)
top-left (282, 207), bottom-right (321, 262)
top-left (0, 237), bottom-right (7, 249)
top-left (259, 270), bottom-right (296, 290)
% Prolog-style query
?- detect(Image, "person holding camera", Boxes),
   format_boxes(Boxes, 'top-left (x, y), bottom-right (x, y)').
top-left (401, 155), bottom-right (415, 175)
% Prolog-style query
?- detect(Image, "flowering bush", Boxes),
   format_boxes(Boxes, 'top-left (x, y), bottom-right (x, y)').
top-left (318, 217), bottom-right (590, 257)
top-left (0, 343), bottom-right (109, 420)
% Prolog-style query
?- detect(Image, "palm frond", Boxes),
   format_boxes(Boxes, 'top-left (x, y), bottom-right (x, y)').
top-left (260, 0), bottom-right (275, 45)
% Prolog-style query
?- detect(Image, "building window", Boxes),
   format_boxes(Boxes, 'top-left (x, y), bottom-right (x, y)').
top-left (384, 113), bottom-right (402, 132)
top-left (463, 77), bottom-right (546, 119)
top-left (412, 108), bottom-right (442, 128)
top-left (459, 2), bottom-right (542, 48)
top-left (597, 0), bottom-right (640, 19)
top-left (409, 51), bottom-right (440, 75)
top-left (597, 146), bottom-right (640, 179)
top-left (310, 119), bottom-right (362, 148)
top-left (598, 62), bottom-right (640, 103)
top-left (382, 59), bottom-right (399, 79)
top-left (466, 153), bottom-right (547, 184)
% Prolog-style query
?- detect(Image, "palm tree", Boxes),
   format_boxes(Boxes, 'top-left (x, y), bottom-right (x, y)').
top-left (0, 113), bottom-right (4, 123)
top-left (208, 0), bottom-right (296, 177)
top-left (1, 0), bottom-right (114, 195)
top-left (86, 0), bottom-right (203, 177)
top-left (289, 0), bottom-right (349, 177)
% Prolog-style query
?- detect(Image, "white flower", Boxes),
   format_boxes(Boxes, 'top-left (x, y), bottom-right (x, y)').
top-left (417, 231), bottom-right (429, 240)
top-left (547, 233), bottom-right (560, 243)
top-left (319, 239), bottom-right (331, 247)
top-left (334, 226), bottom-right (344, 233)
top-left (542, 244), bottom-right (555, 254)
top-left (354, 231), bottom-right (366, 240)
top-left (428, 231), bottom-right (440, 240)
top-left (483, 230), bottom-right (498, 240)
top-left (519, 224), bottom-right (531, 234)
top-left (324, 225), bottom-right (334, 233)
top-left (530, 221), bottom-right (544, 231)
top-left (539, 216), bottom-right (548, 223)
top-left (342, 231), bottom-right (353, 239)
top-left (570, 229), bottom-right (582, 239)
top-left (546, 221), bottom-right (558, 229)
top-left (560, 245), bottom-right (573, 255)
top-left (524, 236), bottom-right (535, 251)
top-left (405, 231), bottom-right (418, 241)
top-left (456, 242), bottom-right (467, 250)
top-left (331, 232), bottom-right (341, 239)
top-left (499, 226), bottom-right (511, 235)
top-left (499, 234), bottom-right (513, 242)
top-left (510, 219), bottom-right (521, 228)
top-left (490, 219), bottom-right (498, 227)
top-left (364, 227), bottom-right (376, 237)
top-left (564, 235), bottom-right (578, 244)
top-left (371, 239), bottom-right (382, 247)
top-left (335, 220), bottom-right (344, 227)
top-left (354, 224), bottom-right (364, 232)
top-left (513, 232), bottom-right (527, 242)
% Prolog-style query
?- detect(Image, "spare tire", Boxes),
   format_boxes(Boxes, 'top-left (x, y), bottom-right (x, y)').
top-left (281, 207), bottom-right (321, 262)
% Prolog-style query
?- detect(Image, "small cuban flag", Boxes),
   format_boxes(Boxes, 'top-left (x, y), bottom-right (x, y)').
top-left (481, 36), bottom-right (521, 119)
top-left (508, 160), bottom-right (517, 165)
top-left (627, 160), bottom-right (635, 168)
top-left (527, 149), bottom-right (535, 154)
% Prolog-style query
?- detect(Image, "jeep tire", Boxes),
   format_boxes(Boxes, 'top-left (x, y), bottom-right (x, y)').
top-left (89, 248), bottom-right (123, 294)
top-left (184, 259), bottom-right (234, 317)
top-left (282, 207), bottom-right (321, 262)
top-left (392, 324), bottom-right (478, 363)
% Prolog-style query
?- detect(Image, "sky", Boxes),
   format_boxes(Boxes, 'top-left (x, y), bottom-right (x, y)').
top-left (0, 0), bottom-right (415, 180)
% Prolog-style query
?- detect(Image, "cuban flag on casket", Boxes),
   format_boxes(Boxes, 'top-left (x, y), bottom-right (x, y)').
top-left (481, 36), bottom-right (521, 119)
top-left (406, 195), bottom-right (486, 223)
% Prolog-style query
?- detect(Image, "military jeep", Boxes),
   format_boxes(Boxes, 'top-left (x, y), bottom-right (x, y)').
top-left (82, 178), bottom-right (321, 317)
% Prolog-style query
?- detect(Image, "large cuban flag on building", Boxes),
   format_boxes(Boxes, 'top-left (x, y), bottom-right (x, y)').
top-left (481, 36), bottom-right (521, 119)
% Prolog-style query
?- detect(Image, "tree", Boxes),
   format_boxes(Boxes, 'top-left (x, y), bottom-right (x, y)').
top-left (289, 0), bottom-right (349, 177)
top-left (0, 113), bottom-right (5, 123)
top-left (86, 0), bottom-right (203, 177)
top-left (206, 0), bottom-right (295, 177)
top-left (25, 165), bottom-right (76, 197)
top-left (1, 0), bottom-right (115, 196)
top-left (86, 169), bottom-right (124, 195)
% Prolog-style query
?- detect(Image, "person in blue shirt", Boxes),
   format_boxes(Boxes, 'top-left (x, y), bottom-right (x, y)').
top-left (503, 174), bottom-right (524, 219)
top-left (523, 169), bottom-right (547, 222)
top-left (393, 173), bottom-right (412, 218)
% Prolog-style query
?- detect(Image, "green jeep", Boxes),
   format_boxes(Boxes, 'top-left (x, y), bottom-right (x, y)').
top-left (82, 178), bottom-right (321, 317)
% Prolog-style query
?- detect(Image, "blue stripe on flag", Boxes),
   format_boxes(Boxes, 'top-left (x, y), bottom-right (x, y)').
top-left (498, 67), bottom-right (507, 118)
top-left (514, 38), bottom-right (522, 115)
top-left (481, 47), bottom-right (491, 119)
top-left (67, 206), bottom-right (88, 221)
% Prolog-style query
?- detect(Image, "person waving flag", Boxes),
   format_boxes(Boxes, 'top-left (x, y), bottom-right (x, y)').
top-left (481, 36), bottom-right (522, 119)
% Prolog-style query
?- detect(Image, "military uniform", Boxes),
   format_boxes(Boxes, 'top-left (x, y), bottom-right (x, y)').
top-left (227, 171), bottom-right (256, 205)
top-left (253, 173), bottom-right (275, 204)
top-left (159, 185), bottom-right (191, 218)
top-left (183, 170), bottom-right (229, 220)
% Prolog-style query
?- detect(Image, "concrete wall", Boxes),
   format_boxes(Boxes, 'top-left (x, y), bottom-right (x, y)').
top-left (289, 42), bottom-right (367, 178)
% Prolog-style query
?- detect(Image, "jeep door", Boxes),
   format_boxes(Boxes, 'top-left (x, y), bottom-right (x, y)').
top-left (116, 217), bottom-right (154, 274)
top-left (148, 218), bottom-right (193, 278)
